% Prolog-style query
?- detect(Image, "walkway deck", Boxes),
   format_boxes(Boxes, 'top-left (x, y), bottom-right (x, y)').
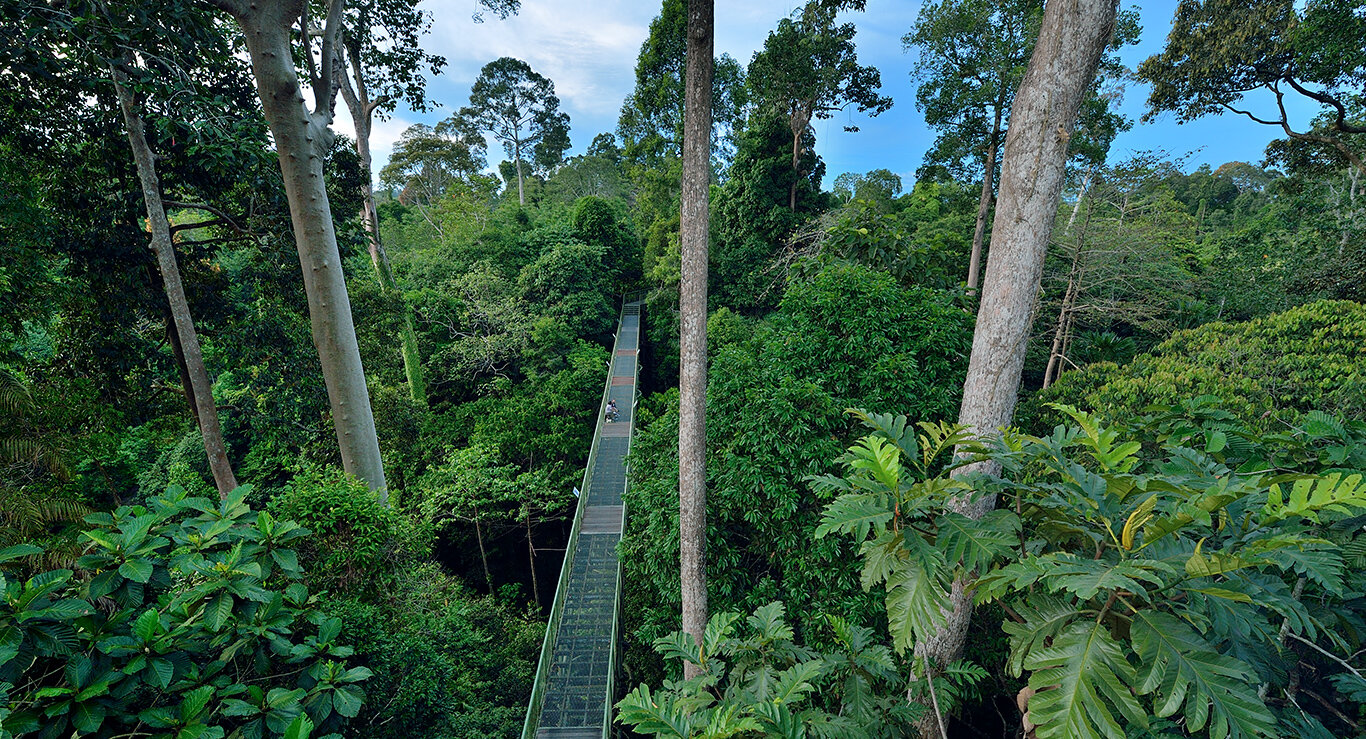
top-left (523, 301), bottom-right (641, 739)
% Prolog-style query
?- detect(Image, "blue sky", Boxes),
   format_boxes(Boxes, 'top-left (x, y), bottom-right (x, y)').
top-left (343, 0), bottom-right (1320, 183)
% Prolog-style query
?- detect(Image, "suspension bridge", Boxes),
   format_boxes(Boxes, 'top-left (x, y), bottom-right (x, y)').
top-left (522, 298), bottom-right (641, 739)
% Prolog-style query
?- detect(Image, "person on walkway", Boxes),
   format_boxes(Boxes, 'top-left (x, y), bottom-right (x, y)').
top-left (606, 399), bottom-right (618, 423)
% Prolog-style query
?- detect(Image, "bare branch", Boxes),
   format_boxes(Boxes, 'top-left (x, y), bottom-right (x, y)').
top-left (164, 200), bottom-right (254, 236)
top-left (301, 2), bottom-right (321, 96)
top-left (1222, 102), bottom-right (1284, 128)
top-left (314, 0), bottom-right (346, 116)
top-left (1282, 75), bottom-right (1366, 134)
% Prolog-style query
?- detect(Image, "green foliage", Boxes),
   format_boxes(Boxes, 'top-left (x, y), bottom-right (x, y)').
top-left (711, 109), bottom-right (821, 311)
top-left (622, 264), bottom-right (972, 674)
top-left (1025, 300), bottom-right (1366, 431)
top-left (270, 469), bottom-right (401, 595)
top-left (323, 563), bottom-right (541, 739)
top-left (0, 486), bottom-right (368, 738)
top-left (817, 403), bottom-right (1366, 737)
top-left (379, 121), bottom-right (487, 212)
top-left (616, 602), bottom-right (917, 738)
top-left (793, 186), bottom-right (971, 292)
top-left (615, 0), bottom-right (748, 170)
top-left (517, 242), bottom-right (614, 339)
top-left (1138, 0), bottom-right (1366, 138)
top-left (905, 0), bottom-right (1139, 179)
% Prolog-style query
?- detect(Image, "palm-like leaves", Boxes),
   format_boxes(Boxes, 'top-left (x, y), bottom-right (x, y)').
top-left (1022, 620), bottom-right (1148, 739)
top-left (816, 403), bottom-right (1359, 738)
top-left (0, 369), bottom-right (69, 482)
top-left (1130, 612), bottom-right (1276, 738)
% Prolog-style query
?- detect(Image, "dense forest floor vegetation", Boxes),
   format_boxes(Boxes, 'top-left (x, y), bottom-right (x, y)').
top-left (3, 0), bottom-right (1366, 737)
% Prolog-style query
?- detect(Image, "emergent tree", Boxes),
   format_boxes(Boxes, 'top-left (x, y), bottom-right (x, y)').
top-left (460, 57), bottom-right (571, 206)
top-left (748, 1), bottom-right (892, 210)
top-left (914, 0), bottom-right (1122, 734)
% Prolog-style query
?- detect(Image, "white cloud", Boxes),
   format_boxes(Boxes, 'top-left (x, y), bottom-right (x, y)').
top-left (428, 0), bottom-right (648, 117)
top-left (333, 112), bottom-right (415, 181)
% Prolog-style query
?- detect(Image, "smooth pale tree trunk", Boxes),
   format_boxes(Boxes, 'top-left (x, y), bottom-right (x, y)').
top-left (336, 50), bottom-right (427, 404)
top-left (912, 0), bottom-right (1118, 734)
top-left (525, 508), bottom-right (540, 607)
top-left (679, 0), bottom-right (714, 680)
top-left (473, 508), bottom-right (492, 588)
top-left (967, 92), bottom-right (1006, 293)
top-left (112, 64), bottom-right (239, 500)
top-left (209, 0), bottom-right (388, 498)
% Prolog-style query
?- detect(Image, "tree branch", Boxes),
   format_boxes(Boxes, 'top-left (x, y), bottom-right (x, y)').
top-left (201, 0), bottom-right (245, 16)
top-left (1271, 82), bottom-right (1366, 177)
top-left (301, 1), bottom-right (321, 96)
top-left (314, 0), bottom-right (346, 116)
top-left (164, 201), bottom-right (253, 236)
top-left (1222, 102), bottom-right (1283, 128)
top-left (1282, 76), bottom-right (1366, 134)
top-left (1287, 633), bottom-right (1363, 679)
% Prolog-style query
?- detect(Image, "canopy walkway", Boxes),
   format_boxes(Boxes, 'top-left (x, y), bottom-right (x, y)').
top-left (523, 299), bottom-right (641, 739)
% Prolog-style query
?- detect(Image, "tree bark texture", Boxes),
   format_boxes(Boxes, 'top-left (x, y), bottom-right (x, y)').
top-left (679, 0), bottom-right (714, 680)
top-left (913, 0), bottom-right (1119, 734)
top-left (336, 50), bottom-right (428, 405)
top-left (223, 0), bottom-right (388, 497)
top-left (967, 93), bottom-right (1006, 293)
top-left (112, 64), bottom-right (240, 500)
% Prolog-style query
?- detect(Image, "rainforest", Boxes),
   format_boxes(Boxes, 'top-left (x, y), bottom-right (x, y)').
top-left (1, 0), bottom-right (1365, 737)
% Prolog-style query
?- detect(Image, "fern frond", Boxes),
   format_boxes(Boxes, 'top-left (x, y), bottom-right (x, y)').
top-left (0, 368), bottom-right (33, 416)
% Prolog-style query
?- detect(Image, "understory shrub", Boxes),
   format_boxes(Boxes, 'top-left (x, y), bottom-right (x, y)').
top-left (0, 486), bottom-right (368, 739)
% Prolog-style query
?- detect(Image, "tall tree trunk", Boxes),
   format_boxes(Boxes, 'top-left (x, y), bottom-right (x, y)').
top-left (526, 508), bottom-right (540, 608)
top-left (967, 93), bottom-right (1006, 293)
top-left (1063, 165), bottom-right (1095, 236)
top-left (164, 310), bottom-right (201, 426)
top-left (788, 109), bottom-right (810, 211)
top-left (474, 509), bottom-right (492, 588)
top-left (337, 49), bottom-right (427, 404)
top-left (1341, 166), bottom-right (1360, 255)
top-left (912, 0), bottom-right (1119, 734)
top-left (679, 0), bottom-right (714, 680)
top-left (215, 0), bottom-right (388, 497)
top-left (514, 124), bottom-right (526, 206)
top-left (111, 63), bottom-right (239, 500)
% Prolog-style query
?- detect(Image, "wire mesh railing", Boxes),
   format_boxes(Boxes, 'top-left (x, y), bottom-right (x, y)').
top-left (522, 297), bottom-right (642, 739)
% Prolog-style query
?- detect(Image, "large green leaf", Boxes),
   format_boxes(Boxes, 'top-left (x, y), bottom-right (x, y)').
top-left (1023, 621), bottom-right (1147, 739)
top-left (1040, 555), bottom-right (1174, 601)
top-left (1130, 612), bottom-right (1275, 739)
top-left (814, 493), bottom-right (892, 542)
top-left (934, 510), bottom-right (1018, 573)
top-left (1001, 596), bottom-right (1077, 677)
top-left (616, 684), bottom-right (699, 738)
top-left (884, 559), bottom-right (945, 653)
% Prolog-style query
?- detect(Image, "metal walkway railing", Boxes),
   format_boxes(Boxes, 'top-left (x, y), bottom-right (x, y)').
top-left (522, 300), bottom-right (641, 739)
